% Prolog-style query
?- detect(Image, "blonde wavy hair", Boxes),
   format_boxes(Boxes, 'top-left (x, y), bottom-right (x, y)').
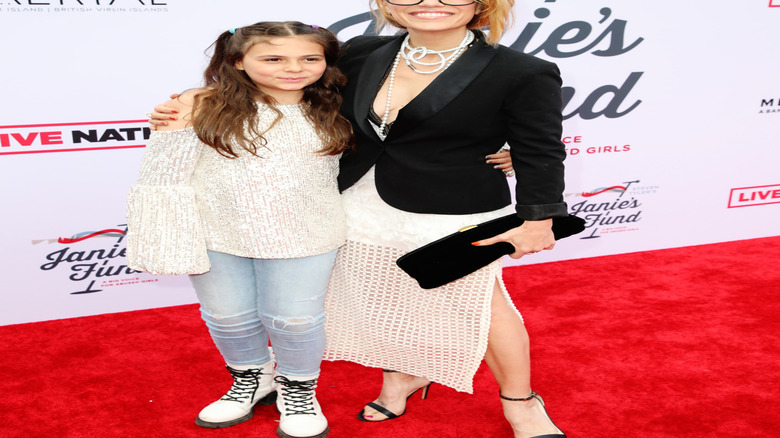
top-left (370, 0), bottom-right (515, 46)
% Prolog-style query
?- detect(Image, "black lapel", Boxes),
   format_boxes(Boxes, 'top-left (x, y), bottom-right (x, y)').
top-left (388, 38), bottom-right (498, 140)
top-left (352, 36), bottom-right (404, 142)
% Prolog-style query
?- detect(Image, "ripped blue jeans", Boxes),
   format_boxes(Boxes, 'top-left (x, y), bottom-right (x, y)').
top-left (189, 249), bottom-right (337, 376)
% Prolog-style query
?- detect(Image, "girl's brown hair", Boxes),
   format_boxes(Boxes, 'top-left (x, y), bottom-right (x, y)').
top-left (371, 0), bottom-right (515, 46)
top-left (192, 21), bottom-right (353, 157)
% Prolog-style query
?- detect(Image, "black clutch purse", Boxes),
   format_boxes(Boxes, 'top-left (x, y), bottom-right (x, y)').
top-left (395, 214), bottom-right (586, 289)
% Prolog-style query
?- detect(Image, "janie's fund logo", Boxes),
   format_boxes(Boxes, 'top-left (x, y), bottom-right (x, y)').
top-left (567, 180), bottom-right (658, 239)
top-left (37, 225), bottom-right (156, 295)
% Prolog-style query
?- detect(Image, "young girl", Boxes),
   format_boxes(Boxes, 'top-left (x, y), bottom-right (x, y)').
top-left (125, 21), bottom-right (352, 438)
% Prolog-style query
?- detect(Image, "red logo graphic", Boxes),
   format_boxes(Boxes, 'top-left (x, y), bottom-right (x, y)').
top-left (771, 0), bottom-right (780, 7)
top-left (728, 184), bottom-right (780, 208)
top-left (58, 229), bottom-right (127, 244)
top-left (0, 120), bottom-right (149, 156)
top-left (581, 185), bottom-right (628, 197)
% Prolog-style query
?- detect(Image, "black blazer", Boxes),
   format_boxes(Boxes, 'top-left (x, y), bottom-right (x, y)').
top-left (337, 33), bottom-right (568, 220)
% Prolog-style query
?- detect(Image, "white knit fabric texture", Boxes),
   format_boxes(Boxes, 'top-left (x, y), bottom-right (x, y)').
top-left (324, 240), bottom-right (519, 393)
top-left (126, 103), bottom-right (346, 275)
top-left (341, 167), bottom-right (514, 251)
top-left (324, 167), bottom-right (522, 393)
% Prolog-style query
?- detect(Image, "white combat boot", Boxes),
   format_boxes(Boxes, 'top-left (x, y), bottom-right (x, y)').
top-left (195, 360), bottom-right (276, 428)
top-left (275, 373), bottom-right (329, 438)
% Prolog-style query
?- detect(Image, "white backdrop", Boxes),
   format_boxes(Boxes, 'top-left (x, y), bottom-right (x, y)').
top-left (1, 0), bottom-right (778, 325)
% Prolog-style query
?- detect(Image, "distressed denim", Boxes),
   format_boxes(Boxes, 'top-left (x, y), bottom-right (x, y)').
top-left (189, 249), bottom-right (336, 376)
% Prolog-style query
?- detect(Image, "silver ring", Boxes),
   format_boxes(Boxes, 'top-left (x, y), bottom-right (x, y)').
top-left (505, 170), bottom-right (516, 177)
top-left (144, 112), bottom-right (153, 119)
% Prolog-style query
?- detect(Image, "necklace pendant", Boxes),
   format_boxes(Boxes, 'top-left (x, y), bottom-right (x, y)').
top-left (406, 59), bottom-right (444, 75)
top-left (399, 30), bottom-right (475, 76)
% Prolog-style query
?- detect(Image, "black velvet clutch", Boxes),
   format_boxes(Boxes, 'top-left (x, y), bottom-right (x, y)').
top-left (395, 214), bottom-right (586, 289)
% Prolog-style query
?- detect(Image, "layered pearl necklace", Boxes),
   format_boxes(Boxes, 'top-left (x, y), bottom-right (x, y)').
top-left (378, 31), bottom-right (475, 136)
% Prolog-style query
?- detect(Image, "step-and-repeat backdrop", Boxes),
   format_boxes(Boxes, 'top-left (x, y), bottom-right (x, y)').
top-left (1, 1), bottom-right (778, 325)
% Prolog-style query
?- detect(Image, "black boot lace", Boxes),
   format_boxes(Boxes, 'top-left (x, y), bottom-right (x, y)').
top-left (220, 365), bottom-right (267, 403)
top-left (275, 376), bottom-right (317, 416)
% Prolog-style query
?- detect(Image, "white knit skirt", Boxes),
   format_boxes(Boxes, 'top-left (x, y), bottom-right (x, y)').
top-left (323, 168), bottom-right (521, 393)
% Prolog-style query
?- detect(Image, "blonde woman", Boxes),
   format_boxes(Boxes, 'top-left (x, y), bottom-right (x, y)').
top-left (324, 1), bottom-right (567, 437)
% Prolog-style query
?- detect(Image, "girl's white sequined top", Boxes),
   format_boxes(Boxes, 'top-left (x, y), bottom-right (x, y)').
top-left (125, 103), bottom-right (346, 275)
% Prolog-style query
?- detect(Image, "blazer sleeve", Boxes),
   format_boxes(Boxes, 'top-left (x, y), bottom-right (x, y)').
top-left (125, 129), bottom-right (210, 275)
top-left (503, 57), bottom-right (569, 220)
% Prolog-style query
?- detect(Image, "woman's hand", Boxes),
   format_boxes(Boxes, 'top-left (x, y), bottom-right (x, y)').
top-left (148, 93), bottom-right (182, 130)
top-left (472, 218), bottom-right (555, 258)
top-left (485, 146), bottom-right (515, 177)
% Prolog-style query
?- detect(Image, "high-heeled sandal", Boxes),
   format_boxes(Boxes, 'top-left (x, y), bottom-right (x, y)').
top-left (357, 370), bottom-right (432, 422)
top-left (499, 391), bottom-right (566, 438)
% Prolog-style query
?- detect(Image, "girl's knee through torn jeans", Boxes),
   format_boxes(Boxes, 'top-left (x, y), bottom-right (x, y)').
top-left (189, 249), bottom-right (337, 376)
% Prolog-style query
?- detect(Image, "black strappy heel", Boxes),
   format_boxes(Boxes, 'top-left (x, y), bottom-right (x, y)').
top-left (499, 391), bottom-right (566, 438)
top-left (357, 370), bottom-right (432, 422)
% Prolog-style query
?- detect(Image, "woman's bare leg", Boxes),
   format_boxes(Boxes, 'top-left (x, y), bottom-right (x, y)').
top-left (484, 281), bottom-right (564, 437)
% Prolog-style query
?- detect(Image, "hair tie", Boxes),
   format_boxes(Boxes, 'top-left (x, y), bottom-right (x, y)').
top-left (229, 28), bottom-right (237, 34)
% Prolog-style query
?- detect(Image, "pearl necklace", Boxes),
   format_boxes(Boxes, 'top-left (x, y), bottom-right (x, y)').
top-left (378, 31), bottom-right (474, 136)
top-left (378, 51), bottom-right (402, 137)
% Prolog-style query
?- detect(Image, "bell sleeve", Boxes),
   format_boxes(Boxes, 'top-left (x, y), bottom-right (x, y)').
top-left (125, 128), bottom-right (211, 275)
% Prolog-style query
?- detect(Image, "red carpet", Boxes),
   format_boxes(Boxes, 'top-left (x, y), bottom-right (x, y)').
top-left (2, 237), bottom-right (779, 437)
